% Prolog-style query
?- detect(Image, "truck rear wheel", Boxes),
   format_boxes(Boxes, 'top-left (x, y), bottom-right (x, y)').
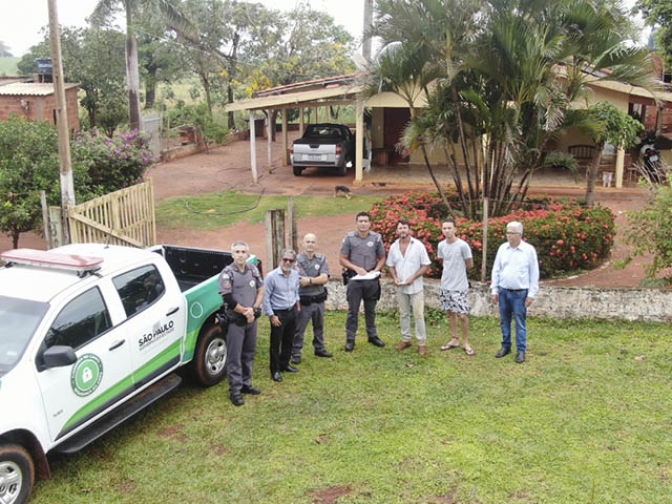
top-left (293, 166), bottom-right (303, 176)
top-left (338, 164), bottom-right (347, 176)
top-left (0, 444), bottom-right (34, 504)
top-left (191, 324), bottom-right (227, 387)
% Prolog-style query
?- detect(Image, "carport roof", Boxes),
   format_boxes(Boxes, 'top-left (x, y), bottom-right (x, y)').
top-left (225, 80), bottom-right (363, 112)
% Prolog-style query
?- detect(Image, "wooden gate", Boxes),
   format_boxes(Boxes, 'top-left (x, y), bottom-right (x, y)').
top-left (67, 180), bottom-right (156, 248)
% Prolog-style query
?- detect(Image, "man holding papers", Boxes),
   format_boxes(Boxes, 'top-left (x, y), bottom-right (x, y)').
top-left (339, 211), bottom-right (386, 352)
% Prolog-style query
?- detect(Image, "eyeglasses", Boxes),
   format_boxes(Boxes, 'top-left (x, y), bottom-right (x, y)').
top-left (282, 258), bottom-right (296, 264)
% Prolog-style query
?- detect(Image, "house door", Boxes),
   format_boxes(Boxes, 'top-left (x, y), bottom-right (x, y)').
top-left (383, 108), bottom-right (411, 164)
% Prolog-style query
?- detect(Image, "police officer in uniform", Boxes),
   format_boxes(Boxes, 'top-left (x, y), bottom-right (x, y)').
top-left (339, 211), bottom-right (386, 351)
top-left (292, 233), bottom-right (333, 364)
top-left (219, 241), bottom-right (264, 406)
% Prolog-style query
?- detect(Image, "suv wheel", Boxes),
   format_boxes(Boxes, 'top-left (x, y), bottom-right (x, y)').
top-left (191, 324), bottom-right (227, 387)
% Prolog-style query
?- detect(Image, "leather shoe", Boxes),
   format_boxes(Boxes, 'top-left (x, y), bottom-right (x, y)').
top-left (271, 371), bottom-right (283, 382)
top-left (291, 355), bottom-right (302, 365)
top-left (283, 365), bottom-right (299, 373)
top-left (516, 351), bottom-right (526, 364)
top-left (241, 385), bottom-right (261, 395)
top-left (315, 350), bottom-right (332, 358)
top-left (368, 336), bottom-right (385, 347)
top-left (230, 393), bottom-right (244, 406)
top-left (344, 341), bottom-right (355, 352)
top-left (495, 346), bottom-right (511, 358)
top-left (396, 341), bottom-right (412, 350)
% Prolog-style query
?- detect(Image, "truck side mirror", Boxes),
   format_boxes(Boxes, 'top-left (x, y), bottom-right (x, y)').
top-left (42, 345), bottom-right (78, 368)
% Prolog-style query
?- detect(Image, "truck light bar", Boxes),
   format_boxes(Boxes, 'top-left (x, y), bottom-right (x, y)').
top-left (1, 248), bottom-right (104, 274)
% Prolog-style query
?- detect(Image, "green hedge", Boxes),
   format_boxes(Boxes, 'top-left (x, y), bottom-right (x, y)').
top-left (370, 191), bottom-right (615, 280)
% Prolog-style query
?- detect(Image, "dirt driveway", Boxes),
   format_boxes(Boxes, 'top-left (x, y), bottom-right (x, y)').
top-left (1, 136), bottom-right (652, 288)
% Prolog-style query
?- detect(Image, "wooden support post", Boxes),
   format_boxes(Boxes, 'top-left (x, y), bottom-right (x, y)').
top-left (265, 209), bottom-right (286, 270)
top-left (267, 109), bottom-right (273, 173)
top-left (282, 109), bottom-right (289, 166)
top-left (288, 197), bottom-right (298, 252)
top-left (250, 111), bottom-right (258, 183)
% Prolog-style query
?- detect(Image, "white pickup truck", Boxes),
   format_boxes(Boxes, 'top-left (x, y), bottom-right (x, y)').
top-left (290, 123), bottom-right (355, 176)
top-left (0, 243), bottom-right (243, 504)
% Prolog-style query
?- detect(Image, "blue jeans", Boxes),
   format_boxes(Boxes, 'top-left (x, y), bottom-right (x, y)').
top-left (498, 288), bottom-right (528, 352)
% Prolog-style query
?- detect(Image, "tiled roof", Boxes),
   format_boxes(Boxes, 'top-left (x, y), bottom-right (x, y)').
top-left (0, 82), bottom-right (79, 96)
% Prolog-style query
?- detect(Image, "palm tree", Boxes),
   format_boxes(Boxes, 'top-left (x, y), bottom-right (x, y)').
top-left (91, 0), bottom-right (186, 131)
top-left (367, 0), bottom-right (655, 218)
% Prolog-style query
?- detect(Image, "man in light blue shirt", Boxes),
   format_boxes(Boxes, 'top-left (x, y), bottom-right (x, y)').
top-left (490, 221), bottom-right (539, 364)
top-left (263, 249), bottom-right (301, 382)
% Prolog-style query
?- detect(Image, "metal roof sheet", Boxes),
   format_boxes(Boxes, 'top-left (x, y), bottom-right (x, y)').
top-left (0, 82), bottom-right (79, 96)
top-left (225, 84), bottom-right (363, 112)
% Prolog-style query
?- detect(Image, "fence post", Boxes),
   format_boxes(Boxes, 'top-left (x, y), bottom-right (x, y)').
top-left (265, 209), bottom-right (286, 270)
top-left (288, 197), bottom-right (298, 252)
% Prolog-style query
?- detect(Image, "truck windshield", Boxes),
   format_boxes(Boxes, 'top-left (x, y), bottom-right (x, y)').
top-left (0, 295), bottom-right (49, 376)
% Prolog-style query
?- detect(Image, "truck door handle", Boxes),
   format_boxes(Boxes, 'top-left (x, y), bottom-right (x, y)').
top-left (166, 307), bottom-right (179, 316)
top-left (109, 340), bottom-right (126, 351)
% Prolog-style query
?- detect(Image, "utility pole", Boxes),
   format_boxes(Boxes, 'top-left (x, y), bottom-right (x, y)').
top-left (48, 0), bottom-right (75, 244)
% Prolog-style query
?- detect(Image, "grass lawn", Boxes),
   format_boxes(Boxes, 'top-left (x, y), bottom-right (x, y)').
top-left (155, 191), bottom-right (383, 230)
top-left (33, 313), bottom-right (672, 503)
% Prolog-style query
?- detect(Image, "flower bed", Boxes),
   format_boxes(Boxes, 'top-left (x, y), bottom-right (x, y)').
top-left (370, 191), bottom-right (615, 279)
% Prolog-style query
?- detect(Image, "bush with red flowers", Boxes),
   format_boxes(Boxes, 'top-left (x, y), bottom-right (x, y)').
top-left (370, 190), bottom-right (615, 280)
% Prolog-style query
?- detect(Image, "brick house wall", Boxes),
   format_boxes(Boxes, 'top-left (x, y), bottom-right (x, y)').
top-left (0, 85), bottom-right (80, 131)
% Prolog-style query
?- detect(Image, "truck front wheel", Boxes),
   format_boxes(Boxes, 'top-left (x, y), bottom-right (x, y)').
top-left (192, 324), bottom-right (227, 387)
top-left (0, 444), bottom-right (34, 504)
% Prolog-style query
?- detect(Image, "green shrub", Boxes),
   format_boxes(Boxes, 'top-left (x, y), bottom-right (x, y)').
top-left (370, 190), bottom-right (615, 279)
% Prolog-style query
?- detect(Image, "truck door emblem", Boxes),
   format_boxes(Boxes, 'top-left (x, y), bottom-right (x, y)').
top-left (71, 354), bottom-right (103, 397)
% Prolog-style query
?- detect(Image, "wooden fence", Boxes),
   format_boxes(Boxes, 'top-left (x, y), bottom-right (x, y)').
top-left (67, 180), bottom-right (156, 248)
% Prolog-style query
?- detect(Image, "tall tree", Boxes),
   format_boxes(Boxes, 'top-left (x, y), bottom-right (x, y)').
top-left (18, 27), bottom-right (128, 132)
top-left (91, 0), bottom-right (187, 130)
top-left (581, 102), bottom-right (644, 206)
top-left (635, 0), bottom-right (672, 68)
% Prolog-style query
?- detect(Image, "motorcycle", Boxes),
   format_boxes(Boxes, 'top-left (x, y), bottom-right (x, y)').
top-left (642, 145), bottom-right (663, 184)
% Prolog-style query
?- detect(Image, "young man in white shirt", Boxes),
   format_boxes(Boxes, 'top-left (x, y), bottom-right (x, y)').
top-left (386, 219), bottom-right (431, 355)
top-left (437, 219), bottom-right (475, 356)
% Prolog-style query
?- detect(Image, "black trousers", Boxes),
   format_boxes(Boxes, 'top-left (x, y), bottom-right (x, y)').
top-left (269, 307), bottom-right (297, 374)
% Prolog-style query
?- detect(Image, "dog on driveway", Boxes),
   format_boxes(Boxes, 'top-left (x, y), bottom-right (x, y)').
top-left (334, 185), bottom-right (352, 199)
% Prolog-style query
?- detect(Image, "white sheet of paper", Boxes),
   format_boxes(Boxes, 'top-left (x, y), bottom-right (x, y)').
top-left (351, 271), bottom-right (381, 281)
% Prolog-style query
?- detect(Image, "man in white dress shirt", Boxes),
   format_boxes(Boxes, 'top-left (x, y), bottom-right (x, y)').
top-left (490, 221), bottom-right (540, 364)
top-left (386, 219), bottom-right (431, 356)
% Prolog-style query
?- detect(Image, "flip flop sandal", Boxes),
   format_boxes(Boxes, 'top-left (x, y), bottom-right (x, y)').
top-left (440, 341), bottom-right (460, 351)
top-left (464, 346), bottom-right (476, 356)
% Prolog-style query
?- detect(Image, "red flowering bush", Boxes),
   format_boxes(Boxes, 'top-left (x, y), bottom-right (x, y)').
top-left (370, 190), bottom-right (615, 280)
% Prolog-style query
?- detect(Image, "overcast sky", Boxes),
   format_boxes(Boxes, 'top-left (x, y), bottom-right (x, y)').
top-left (1, 0), bottom-right (649, 59)
top-left (0, 0), bottom-right (366, 57)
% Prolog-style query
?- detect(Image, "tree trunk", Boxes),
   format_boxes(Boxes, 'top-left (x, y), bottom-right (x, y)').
top-left (125, 9), bottom-right (142, 131)
top-left (585, 144), bottom-right (604, 207)
top-left (145, 68), bottom-right (157, 109)
top-left (420, 145), bottom-right (453, 217)
top-left (227, 82), bottom-right (235, 129)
